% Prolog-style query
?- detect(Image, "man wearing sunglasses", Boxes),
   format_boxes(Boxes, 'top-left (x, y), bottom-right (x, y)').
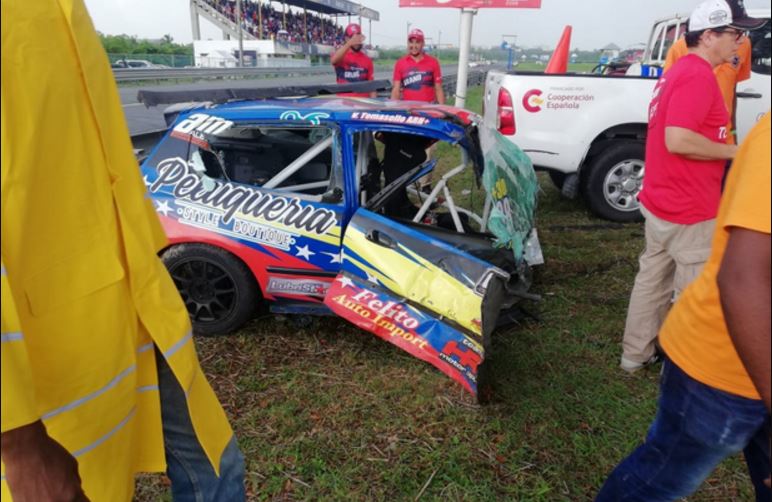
top-left (664, 0), bottom-right (766, 147)
top-left (599, 2), bottom-right (772, 499)
top-left (619, 0), bottom-right (762, 375)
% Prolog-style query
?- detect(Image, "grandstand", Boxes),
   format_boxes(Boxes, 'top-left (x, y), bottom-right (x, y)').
top-left (190, 0), bottom-right (379, 66)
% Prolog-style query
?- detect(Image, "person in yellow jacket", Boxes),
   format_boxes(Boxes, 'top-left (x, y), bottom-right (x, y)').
top-left (0, 1), bottom-right (245, 500)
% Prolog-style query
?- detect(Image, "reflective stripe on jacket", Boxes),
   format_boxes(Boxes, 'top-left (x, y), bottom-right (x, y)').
top-left (0, 1), bottom-right (233, 499)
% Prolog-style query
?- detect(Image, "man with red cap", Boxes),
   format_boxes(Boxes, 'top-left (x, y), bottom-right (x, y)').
top-left (331, 23), bottom-right (375, 98)
top-left (391, 28), bottom-right (445, 104)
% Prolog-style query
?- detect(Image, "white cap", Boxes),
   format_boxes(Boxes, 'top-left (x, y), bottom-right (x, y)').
top-left (688, 0), bottom-right (733, 32)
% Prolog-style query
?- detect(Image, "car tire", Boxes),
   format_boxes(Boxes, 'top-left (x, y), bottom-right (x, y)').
top-left (583, 140), bottom-right (645, 222)
top-left (161, 243), bottom-right (260, 336)
top-left (548, 170), bottom-right (566, 190)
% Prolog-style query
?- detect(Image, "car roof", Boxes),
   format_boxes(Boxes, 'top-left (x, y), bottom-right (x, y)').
top-left (200, 97), bottom-right (479, 136)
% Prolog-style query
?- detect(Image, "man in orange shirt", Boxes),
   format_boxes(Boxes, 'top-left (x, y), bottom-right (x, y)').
top-left (664, 0), bottom-right (766, 145)
top-left (597, 111), bottom-right (770, 500)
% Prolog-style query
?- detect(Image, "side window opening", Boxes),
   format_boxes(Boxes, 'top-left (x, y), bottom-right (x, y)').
top-left (355, 129), bottom-right (489, 237)
top-left (190, 125), bottom-right (343, 203)
top-left (649, 20), bottom-right (686, 64)
top-left (750, 21), bottom-right (771, 75)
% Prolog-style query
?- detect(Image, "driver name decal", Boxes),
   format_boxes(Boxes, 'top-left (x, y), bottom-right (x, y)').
top-left (351, 112), bottom-right (430, 125)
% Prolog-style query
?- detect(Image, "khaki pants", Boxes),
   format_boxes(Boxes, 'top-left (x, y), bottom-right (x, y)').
top-left (621, 204), bottom-right (715, 364)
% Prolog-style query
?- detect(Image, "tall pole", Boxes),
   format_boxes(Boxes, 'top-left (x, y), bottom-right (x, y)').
top-left (190, 0), bottom-right (201, 41)
top-left (258, 0), bottom-right (263, 39)
top-left (454, 8), bottom-right (476, 108)
top-left (236, 0), bottom-right (244, 67)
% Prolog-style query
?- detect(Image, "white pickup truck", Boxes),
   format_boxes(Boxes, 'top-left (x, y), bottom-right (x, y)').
top-left (482, 10), bottom-right (771, 222)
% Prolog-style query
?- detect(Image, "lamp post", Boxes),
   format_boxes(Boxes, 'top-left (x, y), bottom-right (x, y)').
top-left (454, 8), bottom-right (477, 108)
top-left (236, 0), bottom-right (244, 67)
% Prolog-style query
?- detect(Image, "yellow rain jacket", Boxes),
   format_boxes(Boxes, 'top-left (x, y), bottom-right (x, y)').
top-left (1, 0), bottom-right (234, 499)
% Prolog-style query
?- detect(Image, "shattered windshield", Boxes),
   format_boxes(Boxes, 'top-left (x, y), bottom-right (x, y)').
top-left (480, 126), bottom-right (538, 263)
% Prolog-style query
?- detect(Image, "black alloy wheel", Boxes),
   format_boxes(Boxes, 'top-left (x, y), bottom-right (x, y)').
top-left (162, 243), bottom-right (260, 336)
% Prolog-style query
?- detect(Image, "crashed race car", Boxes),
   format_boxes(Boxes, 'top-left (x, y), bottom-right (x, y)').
top-left (137, 81), bottom-right (542, 401)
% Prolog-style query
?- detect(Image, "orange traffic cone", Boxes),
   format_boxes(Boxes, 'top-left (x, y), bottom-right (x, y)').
top-left (545, 25), bottom-right (572, 74)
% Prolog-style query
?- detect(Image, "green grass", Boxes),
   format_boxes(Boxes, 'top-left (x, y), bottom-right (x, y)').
top-left (134, 86), bottom-right (754, 501)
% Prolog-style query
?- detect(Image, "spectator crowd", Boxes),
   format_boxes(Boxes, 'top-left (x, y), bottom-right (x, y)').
top-left (208, 0), bottom-right (346, 45)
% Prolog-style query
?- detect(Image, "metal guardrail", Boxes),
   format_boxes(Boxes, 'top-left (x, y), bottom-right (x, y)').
top-left (441, 68), bottom-right (486, 96)
top-left (113, 65), bottom-right (338, 82)
top-left (114, 64), bottom-right (485, 83)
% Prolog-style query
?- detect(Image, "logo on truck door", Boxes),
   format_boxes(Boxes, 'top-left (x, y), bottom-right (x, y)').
top-left (522, 89), bottom-right (544, 113)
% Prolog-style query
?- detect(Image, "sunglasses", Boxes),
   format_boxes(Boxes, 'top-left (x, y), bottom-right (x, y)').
top-left (712, 27), bottom-right (749, 40)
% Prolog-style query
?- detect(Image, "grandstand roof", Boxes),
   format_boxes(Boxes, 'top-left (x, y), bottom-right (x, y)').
top-left (280, 0), bottom-right (379, 21)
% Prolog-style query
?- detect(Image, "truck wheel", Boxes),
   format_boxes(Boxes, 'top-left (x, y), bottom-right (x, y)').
top-left (583, 140), bottom-right (645, 222)
top-left (161, 243), bottom-right (260, 336)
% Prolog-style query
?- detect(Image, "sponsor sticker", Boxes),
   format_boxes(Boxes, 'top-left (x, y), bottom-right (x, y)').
top-left (522, 87), bottom-right (595, 113)
top-left (171, 113), bottom-right (233, 145)
top-left (279, 110), bottom-right (331, 125)
top-left (266, 277), bottom-right (330, 296)
top-left (324, 277), bottom-right (484, 395)
top-left (147, 157), bottom-right (340, 250)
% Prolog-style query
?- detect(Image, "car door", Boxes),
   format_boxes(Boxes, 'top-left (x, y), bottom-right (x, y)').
top-left (324, 208), bottom-right (508, 400)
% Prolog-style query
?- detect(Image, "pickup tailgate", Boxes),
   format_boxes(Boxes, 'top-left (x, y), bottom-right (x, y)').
top-left (483, 70), bottom-right (657, 173)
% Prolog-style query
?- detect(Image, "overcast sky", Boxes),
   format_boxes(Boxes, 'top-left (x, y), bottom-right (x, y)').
top-left (84, 0), bottom-right (770, 50)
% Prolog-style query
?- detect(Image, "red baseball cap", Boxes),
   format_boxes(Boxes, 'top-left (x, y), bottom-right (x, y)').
top-left (408, 28), bottom-right (425, 42)
top-left (345, 23), bottom-right (361, 37)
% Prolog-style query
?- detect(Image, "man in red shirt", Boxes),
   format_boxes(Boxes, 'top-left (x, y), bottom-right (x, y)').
top-left (619, 0), bottom-right (759, 373)
top-left (663, 0), bottom-right (765, 146)
top-left (331, 23), bottom-right (374, 98)
top-left (391, 28), bottom-right (445, 104)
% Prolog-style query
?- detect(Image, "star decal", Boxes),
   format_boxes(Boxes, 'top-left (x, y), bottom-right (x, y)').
top-left (366, 271), bottom-right (379, 284)
top-left (155, 200), bottom-right (172, 217)
top-left (295, 244), bottom-right (315, 261)
top-left (322, 251), bottom-right (342, 264)
top-left (336, 276), bottom-right (355, 288)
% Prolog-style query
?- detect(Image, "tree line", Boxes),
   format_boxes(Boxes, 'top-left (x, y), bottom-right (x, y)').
top-left (99, 33), bottom-right (193, 55)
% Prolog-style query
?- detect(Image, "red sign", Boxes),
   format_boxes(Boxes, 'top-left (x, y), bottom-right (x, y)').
top-left (399, 0), bottom-right (541, 8)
